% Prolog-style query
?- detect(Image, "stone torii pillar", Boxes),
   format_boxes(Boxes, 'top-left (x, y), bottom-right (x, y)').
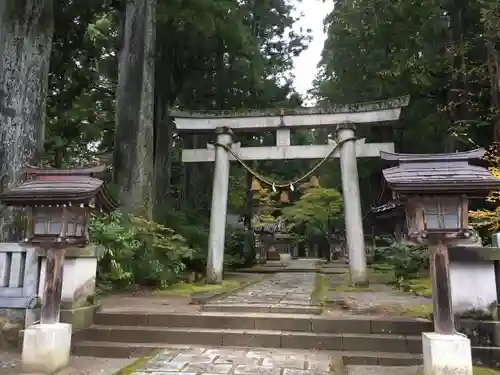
top-left (337, 123), bottom-right (367, 285)
top-left (207, 127), bottom-right (232, 283)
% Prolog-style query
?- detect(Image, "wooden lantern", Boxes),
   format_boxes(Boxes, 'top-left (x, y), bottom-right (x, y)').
top-left (0, 165), bottom-right (117, 324)
top-left (381, 149), bottom-right (500, 335)
top-left (405, 196), bottom-right (468, 238)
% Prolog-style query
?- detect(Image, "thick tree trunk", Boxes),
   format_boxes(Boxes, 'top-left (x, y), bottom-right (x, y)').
top-left (114, 0), bottom-right (156, 218)
top-left (486, 38), bottom-right (500, 142)
top-left (0, 1), bottom-right (53, 241)
top-left (152, 41), bottom-right (174, 221)
top-left (153, 96), bottom-right (173, 220)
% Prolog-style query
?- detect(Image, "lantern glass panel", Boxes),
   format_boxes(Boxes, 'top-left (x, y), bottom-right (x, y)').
top-left (33, 209), bottom-right (63, 236)
top-left (422, 198), bottom-right (461, 231)
top-left (48, 220), bottom-right (61, 235)
top-left (405, 204), bottom-right (419, 234)
top-left (32, 208), bottom-right (86, 237)
top-left (66, 213), bottom-right (86, 237)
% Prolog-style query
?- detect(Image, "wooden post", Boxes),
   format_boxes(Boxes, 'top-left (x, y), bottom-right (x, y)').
top-left (428, 234), bottom-right (454, 334)
top-left (40, 208), bottom-right (68, 325)
top-left (40, 247), bottom-right (66, 324)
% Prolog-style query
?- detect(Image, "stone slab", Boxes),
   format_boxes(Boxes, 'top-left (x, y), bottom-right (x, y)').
top-left (131, 346), bottom-right (335, 375)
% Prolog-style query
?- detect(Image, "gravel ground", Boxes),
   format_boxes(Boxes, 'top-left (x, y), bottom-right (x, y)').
top-left (0, 351), bottom-right (135, 375)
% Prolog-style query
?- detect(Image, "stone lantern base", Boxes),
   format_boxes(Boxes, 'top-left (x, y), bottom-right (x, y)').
top-left (22, 322), bottom-right (72, 374)
top-left (422, 332), bottom-right (472, 375)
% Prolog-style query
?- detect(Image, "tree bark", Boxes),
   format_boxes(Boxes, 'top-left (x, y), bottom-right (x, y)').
top-left (0, 0), bottom-right (53, 241)
top-left (153, 94), bottom-right (173, 221)
top-left (114, 0), bottom-right (156, 218)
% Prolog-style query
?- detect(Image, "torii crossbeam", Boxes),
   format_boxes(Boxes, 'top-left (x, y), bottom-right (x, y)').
top-left (173, 96), bottom-right (410, 284)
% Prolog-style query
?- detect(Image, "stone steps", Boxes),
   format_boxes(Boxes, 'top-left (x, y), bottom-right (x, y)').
top-left (72, 311), bottom-right (431, 365)
top-left (92, 311), bottom-right (431, 334)
top-left (75, 325), bottom-right (423, 353)
top-left (73, 341), bottom-right (423, 366)
top-left (201, 303), bottom-right (323, 315)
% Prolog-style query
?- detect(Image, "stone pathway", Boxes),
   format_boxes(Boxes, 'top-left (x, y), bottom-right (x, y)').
top-left (212, 259), bottom-right (318, 306)
top-left (132, 346), bottom-right (335, 375)
top-left (0, 351), bottom-right (135, 375)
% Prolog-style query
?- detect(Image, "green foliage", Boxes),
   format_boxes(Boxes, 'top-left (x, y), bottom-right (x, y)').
top-left (314, 0), bottom-right (499, 153)
top-left (224, 227), bottom-right (251, 269)
top-left (89, 210), bottom-right (194, 290)
top-left (281, 187), bottom-right (343, 239)
top-left (228, 170), bottom-right (247, 212)
top-left (373, 242), bottom-right (429, 284)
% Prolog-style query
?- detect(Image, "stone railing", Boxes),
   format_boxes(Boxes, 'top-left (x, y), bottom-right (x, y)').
top-left (0, 243), bottom-right (100, 346)
top-left (0, 243), bottom-right (39, 311)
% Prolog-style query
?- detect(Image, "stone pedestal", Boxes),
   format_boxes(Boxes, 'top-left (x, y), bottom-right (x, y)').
top-left (37, 245), bottom-right (99, 328)
top-left (22, 322), bottom-right (72, 374)
top-left (450, 260), bottom-right (497, 316)
top-left (422, 332), bottom-right (472, 375)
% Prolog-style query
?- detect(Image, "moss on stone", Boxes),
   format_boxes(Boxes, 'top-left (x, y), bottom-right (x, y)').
top-left (111, 350), bottom-right (160, 375)
top-left (397, 304), bottom-right (433, 319)
top-left (333, 284), bottom-right (377, 292)
top-left (311, 273), bottom-right (329, 305)
top-left (153, 280), bottom-right (242, 297)
top-left (328, 357), bottom-right (345, 375)
top-left (407, 278), bottom-right (432, 297)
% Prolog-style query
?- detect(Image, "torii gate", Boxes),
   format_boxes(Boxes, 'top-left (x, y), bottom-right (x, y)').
top-left (173, 96), bottom-right (409, 284)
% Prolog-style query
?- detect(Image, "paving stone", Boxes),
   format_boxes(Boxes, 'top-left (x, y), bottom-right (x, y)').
top-left (183, 363), bottom-right (233, 374)
top-left (141, 361), bottom-right (189, 372)
top-left (261, 357), bottom-right (305, 369)
top-left (138, 347), bottom-right (335, 375)
top-left (234, 365), bottom-right (281, 375)
top-left (282, 369), bottom-right (329, 375)
top-left (174, 353), bottom-right (218, 364)
top-left (205, 348), bottom-right (248, 358)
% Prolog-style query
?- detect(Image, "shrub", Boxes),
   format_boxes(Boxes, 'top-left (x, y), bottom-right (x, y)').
top-left (224, 227), bottom-right (251, 269)
top-left (90, 210), bottom-right (195, 290)
top-left (161, 209), bottom-right (210, 273)
top-left (373, 241), bottom-right (429, 284)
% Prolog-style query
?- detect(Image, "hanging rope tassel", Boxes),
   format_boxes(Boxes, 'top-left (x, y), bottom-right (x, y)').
top-left (309, 176), bottom-right (320, 188)
top-left (251, 177), bottom-right (262, 192)
top-left (280, 190), bottom-right (290, 204)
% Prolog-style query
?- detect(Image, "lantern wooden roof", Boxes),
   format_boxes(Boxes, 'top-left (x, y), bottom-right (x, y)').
top-left (380, 149), bottom-right (500, 195)
top-left (0, 165), bottom-right (117, 212)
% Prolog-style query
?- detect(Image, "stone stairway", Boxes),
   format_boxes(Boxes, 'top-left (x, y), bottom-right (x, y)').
top-left (73, 260), bottom-right (428, 366)
top-left (73, 311), bottom-right (426, 366)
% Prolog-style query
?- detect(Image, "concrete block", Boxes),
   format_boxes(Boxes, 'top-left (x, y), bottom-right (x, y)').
top-left (22, 323), bottom-right (72, 374)
top-left (38, 245), bottom-right (98, 309)
top-left (422, 332), bottom-right (473, 375)
top-left (450, 260), bottom-right (497, 316)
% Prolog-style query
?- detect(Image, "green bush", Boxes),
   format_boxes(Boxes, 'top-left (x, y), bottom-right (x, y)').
top-left (224, 227), bottom-right (251, 269)
top-left (90, 210), bottom-right (195, 290)
top-left (160, 209), bottom-right (210, 273)
top-left (373, 241), bottom-right (428, 284)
